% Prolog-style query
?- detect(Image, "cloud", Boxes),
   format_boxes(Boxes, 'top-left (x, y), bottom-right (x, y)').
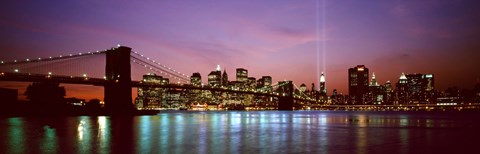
top-left (387, 0), bottom-right (480, 39)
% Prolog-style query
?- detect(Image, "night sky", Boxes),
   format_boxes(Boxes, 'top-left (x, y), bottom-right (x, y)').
top-left (1, 0), bottom-right (480, 100)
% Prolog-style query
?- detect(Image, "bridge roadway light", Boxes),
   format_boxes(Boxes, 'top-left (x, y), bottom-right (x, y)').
top-left (14, 69), bottom-right (19, 73)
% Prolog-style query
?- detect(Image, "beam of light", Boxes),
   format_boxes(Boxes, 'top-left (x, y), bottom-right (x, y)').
top-left (316, 0), bottom-right (321, 91)
top-left (316, 0), bottom-right (327, 91)
top-left (322, 0), bottom-right (327, 92)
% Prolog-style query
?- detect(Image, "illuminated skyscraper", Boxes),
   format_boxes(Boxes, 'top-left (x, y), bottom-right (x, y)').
top-left (348, 65), bottom-right (369, 104)
top-left (368, 72), bottom-right (384, 104)
top-left (190, 72), bottom-right (202, 87)
top-left (236, 68), bottom-right (248, 83)
top-left (136, 73), bottom-right (169, 109)
top-left (208, 65), bottom-right (222, 87)
top-left (395, 73), bottom-right (409, 104)
top-left (396, 73), bottom-right (435, 104)
top-left (320, 72), bottom-right (326, 95)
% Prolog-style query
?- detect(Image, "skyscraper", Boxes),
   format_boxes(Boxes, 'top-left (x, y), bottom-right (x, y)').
top-left (236, 68), bottom-right (248, 83)
top-left (136, 73), bottom-right (169, 109)
top-left (384, 81), bottom-right (393, 104)
top-left (395, 73), bottom-right (409, 104)
top-left (397, 73), bottom-right (435, 104)
top-left (222, 69), bottom-right (228, 87)
top-left (348, 65), bottom-right (369, 104)
top-left (368, 72), bottom-right (385, 104)
top-left (320, 72), bottom-right (326, 95)
top-left (208, 65), bottom-right (222, 87)
top-left (190, 72), bottom-right (202, 87)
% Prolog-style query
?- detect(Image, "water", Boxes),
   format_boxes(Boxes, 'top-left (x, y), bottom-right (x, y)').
top-left (1, 111), bottom-right (479, 154)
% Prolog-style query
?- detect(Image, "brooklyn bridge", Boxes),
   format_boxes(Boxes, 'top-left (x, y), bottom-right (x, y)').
top-left (0, 46), bottom-right (322, 114)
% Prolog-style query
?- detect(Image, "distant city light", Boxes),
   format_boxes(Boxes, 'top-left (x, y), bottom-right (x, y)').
top-left (14, 69), bottom-right (19, 72)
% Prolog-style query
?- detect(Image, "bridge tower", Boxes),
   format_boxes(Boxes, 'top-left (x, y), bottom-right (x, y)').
top-left (104, 46), bottom-right (133, 114)
top-left (278, 81), bottom-right (294, 110)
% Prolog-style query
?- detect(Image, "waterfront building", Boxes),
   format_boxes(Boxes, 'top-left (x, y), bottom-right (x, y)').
top-left (395, 73), bottom-right (409, 105)
top-left (247, 77), bottom-right (256, 90)
top-left (384, 81), bottom-right (394, 105)
top-left (236, 68), bottom-right (248, 83)
top-left (348, 65), bottom-right (369, 104)
top-left (368, 72), bottom-right (385, 104)
top-left (190, 72), bottom-right (202, 87)
top-left (395, 73), bottom-right (435, 104)
top-left (208, 66), bottom-right (222, 88)
top-left (405, 73), bottom-right (435, 104)
top-left (222, 69), bottom-right (228, 87)
top-left (136, 73), bottom-right (169, 109)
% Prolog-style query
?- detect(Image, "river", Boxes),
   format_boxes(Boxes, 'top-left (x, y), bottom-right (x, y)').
top-left (1, 111), bottom-right (479, 153)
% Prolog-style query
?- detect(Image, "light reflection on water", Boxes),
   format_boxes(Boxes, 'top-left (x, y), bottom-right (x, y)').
top-left (1, 111), bottom-right (480, 153)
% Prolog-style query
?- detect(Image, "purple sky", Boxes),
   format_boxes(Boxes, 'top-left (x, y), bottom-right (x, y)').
top-left (1, 0), bottom-right (480, 100)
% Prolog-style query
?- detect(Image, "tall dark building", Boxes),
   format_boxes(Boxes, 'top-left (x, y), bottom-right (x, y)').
top-left (236, 68), bottom-right (248, 83)
top-left (348, 65), bottom-right (369, 104)
top-left (190, 72), bottom-right (202, 87)
top-left (222, 69), bottom-right (228, 87)
top-left (395, 73), bottom-right (409, 104)
top-left (384, 81), bottom-right (394, 104)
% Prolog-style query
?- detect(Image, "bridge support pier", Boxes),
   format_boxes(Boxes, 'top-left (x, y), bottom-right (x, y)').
top-left (278, 81), bottom-right (294, 110)
top-left (104, 46), bottom-right (133, 114)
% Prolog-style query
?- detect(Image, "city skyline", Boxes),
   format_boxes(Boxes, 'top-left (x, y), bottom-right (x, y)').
top-left (1, 0), bottom-right (480, 100)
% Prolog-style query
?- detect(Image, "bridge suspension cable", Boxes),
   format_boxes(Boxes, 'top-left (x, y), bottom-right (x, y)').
top-left (293, 83), bottom-right (314, 100)
top-left (130, 57), bottom-right (189, 83)
top-left (0, 49), bottom-right (107, 66)
top-left (130, 50), bottom-right (190, 82)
